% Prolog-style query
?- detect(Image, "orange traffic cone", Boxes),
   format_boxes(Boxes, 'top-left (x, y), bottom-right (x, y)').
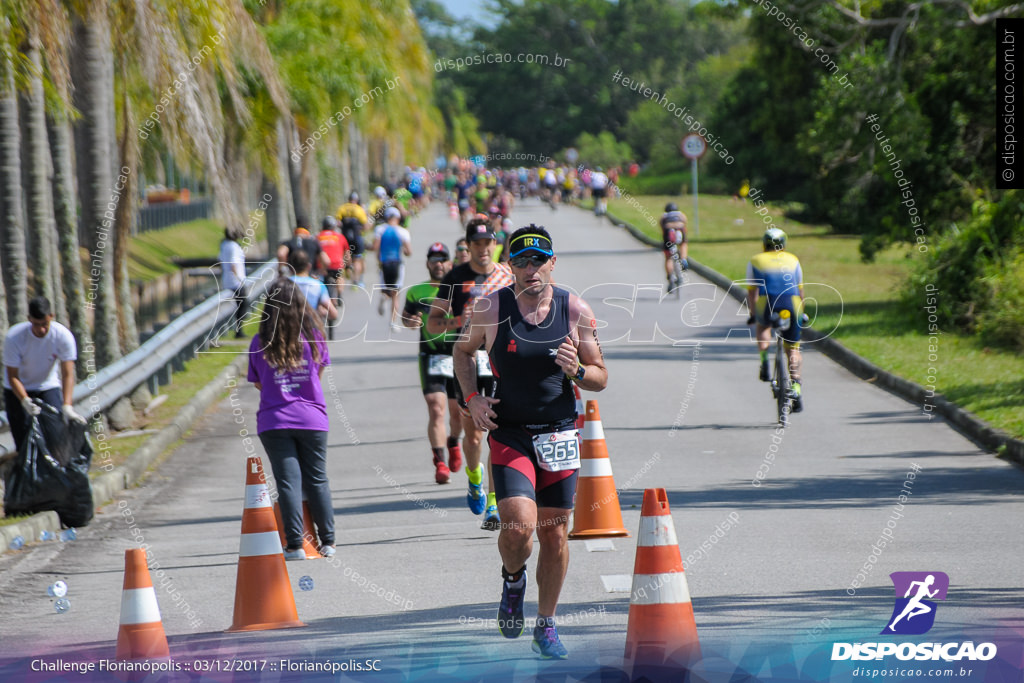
top-left (573, 384), bottom-right (584, 430)
top-left (115, 549), bottom-right (170, 660)
top-left (273, 498), bottom-right (321, 560)
top-left (227, 456), bottom-right (305, 632)
top-left (624, 488), bottom-right (700, 675)
top-left (568, 400), bottom-right (629, 538)
top-left (448, 202), bottom-right (458, 218)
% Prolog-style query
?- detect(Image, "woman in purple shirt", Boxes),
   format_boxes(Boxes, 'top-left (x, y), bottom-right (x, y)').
top-left (247, 278), bottom-right (336, 560)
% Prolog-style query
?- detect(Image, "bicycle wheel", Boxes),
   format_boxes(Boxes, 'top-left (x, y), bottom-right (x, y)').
top-left (672, 257), bottom-right (684, 298)
top-left (775, 338), bottom-right (790, 427)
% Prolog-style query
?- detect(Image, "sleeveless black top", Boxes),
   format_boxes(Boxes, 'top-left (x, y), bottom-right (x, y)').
top-left (490, 286), bottom-right (577, 427)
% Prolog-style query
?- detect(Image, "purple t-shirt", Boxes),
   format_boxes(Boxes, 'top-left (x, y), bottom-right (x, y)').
top-left (247, 332), bottom-right (330, 433)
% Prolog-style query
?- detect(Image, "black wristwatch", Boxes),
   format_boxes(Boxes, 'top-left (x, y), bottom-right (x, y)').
top-left (573, 364), bottom-right (586, 382)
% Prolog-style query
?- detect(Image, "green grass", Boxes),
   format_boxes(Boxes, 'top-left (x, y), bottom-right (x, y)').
top-left (601, 194), bottom-right (1024, 440)
top-left (128, 213), bottom-right (266, 282)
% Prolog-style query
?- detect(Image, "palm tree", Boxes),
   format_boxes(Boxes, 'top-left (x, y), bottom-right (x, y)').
top-left (49, 112), bottom-right (94, 376)
top-left (70, 1), bottom-right (120, 367)
top-left (22, 39), bottom-right (56, 306)
top-left (0, 19), bottom-right (28, 325)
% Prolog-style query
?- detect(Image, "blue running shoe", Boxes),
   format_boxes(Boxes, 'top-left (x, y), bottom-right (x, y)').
top-left (498, 568), bottom-right (526, 639)
top-left (481, 505), bottom-right (500, 531)
top-left (531, 623), bottom-right (568, 659)
top-left (467, 480), bottom-right (486, 515)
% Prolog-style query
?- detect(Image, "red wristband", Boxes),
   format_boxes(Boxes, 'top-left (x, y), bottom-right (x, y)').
top-left (464, 391), bottom-right (480, 404)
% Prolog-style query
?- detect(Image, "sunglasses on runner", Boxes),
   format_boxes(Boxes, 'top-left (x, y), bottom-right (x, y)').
top-left (509, 253), bottom-right (551, 268)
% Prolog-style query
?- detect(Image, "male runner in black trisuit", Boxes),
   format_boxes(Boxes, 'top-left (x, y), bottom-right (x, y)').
top-left (456, 225), bottom-right (608, 659)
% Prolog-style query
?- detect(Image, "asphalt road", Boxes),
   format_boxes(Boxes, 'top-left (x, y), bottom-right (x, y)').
top-left (0, 199), bottom-right (1021, 682)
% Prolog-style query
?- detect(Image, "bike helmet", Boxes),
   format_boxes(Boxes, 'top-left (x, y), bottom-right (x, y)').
top-left (348, 191), bottom-right (359, 203)
top-left (763, 228), bottom-right (787, 250)
top-left (321, 216), bottom-right (339, 231)
top-left (665, 202), bottom-right (678, 212)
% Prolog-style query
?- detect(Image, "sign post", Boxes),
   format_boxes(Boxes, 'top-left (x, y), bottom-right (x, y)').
top-left (680, 134), bottom-right (707, 236)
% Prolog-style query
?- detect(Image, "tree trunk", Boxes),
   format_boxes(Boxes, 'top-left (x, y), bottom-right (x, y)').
top-left (0, 55), bottom-right (28, 325)
top-left (48, 114), bottom-right (94, 378)
top-left (262, 174), bottom-right (284, 256)
top-left (277, 117), bottom-right (296, 232)
top-left (286, 118), bottom-right (307, 222)
top-left (22, 42), bottom-right (56, 305)
top-left (114, 91), bottom-right (138, 352)
top-left (71, 6), bottom-right (121, 367)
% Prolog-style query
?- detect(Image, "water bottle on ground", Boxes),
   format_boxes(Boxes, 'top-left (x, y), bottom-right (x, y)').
top-left (39, 530), bottom-right (56, 542)
top-left (54, 598), bottom-right (71, 613)
top-left (8, 536), bottom-right (25, 551)
top-left (59, 529), bottom-right (77, 542)
top-left (48, 581), bottom-right (68, 597)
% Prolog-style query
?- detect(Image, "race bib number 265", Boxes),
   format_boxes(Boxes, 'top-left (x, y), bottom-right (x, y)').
top-left (532, 429), bottom-right (581, 472)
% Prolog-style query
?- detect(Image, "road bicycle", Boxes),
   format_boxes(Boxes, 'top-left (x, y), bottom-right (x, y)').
top-left (749, 310), bottom-right (798, 427)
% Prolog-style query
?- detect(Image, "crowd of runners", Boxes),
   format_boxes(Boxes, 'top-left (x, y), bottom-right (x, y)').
top-left (230, 154), bottom-right (804, 661)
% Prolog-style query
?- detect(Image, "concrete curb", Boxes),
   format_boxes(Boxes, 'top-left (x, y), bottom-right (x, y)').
top-left (596, 207), bottom-right (1024, 467)
top-left (1, 352), bottom-right (248, 555)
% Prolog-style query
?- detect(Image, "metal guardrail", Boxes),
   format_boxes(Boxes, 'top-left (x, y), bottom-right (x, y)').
top-left (135, 198), bottom-right (214, 234)
top-left (72, 262), bottom-right (278, 417)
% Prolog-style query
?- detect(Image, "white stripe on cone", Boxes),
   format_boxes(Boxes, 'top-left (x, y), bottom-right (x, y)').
top-left (580, 458), bottom-right (614, 478)
top-left (119, 587), bottom-right (162, 625)
top-left (638, 515), bottom-right (679, 547)
top-left (245, 484), bottom-right (271, 509)
top-left (630, 572), bottom-right (692, 605)
top-left (239, 531), bottom-right (285, 557)
top-left (582, 419), bottom-right (605, 441)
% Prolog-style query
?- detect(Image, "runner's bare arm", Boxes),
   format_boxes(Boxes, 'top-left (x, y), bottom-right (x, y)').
top-left (557, 296), bottom-right (607, 392)
top-left (455, 293), bottom-right (500, 429)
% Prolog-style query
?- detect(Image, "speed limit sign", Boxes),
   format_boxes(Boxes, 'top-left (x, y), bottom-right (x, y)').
top-left (680, 134), bottom-right (707, 160)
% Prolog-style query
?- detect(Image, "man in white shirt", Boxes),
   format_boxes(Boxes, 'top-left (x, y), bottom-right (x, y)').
top-left (590, 167), bottom-right (609, 216)
top-left (3, 297), bottom-right (86, 452)
top-left (219, 227), bottom-right (249, 338)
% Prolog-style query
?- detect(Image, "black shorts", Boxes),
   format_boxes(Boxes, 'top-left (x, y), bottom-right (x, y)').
top-left (488, 417), bottom-right (579, 510)
top-left (344, 231), bottom-right (365, 258)
top-left (418, 353), bottom-right (457, 398)
top-left (591, 187), bottom-right (607, 199)
top-left (380, 261), bottom-right (402, 290)
top-left (324, 269), bottom-right (343, 286)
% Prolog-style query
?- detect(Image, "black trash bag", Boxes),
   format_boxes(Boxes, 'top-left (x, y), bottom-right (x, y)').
top-left (3, 401), bottom-right (93, 527)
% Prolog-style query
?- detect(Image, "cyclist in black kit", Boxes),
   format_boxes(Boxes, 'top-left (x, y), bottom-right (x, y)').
top-left (660, 202), bottom-right (688, 288)
top-left (455, 225), bottom-right (608, 660)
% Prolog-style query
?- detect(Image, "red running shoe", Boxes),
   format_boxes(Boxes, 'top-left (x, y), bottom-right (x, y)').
top-left (434, 453), bottom-right (451, 484)
top-left (448, 443), bottom-right (463, 473)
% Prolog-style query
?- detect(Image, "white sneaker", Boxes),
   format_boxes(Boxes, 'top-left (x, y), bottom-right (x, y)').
top-left (283, 547), bottom-right (306, 561)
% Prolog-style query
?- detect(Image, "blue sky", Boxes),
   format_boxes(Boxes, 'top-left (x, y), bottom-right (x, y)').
top-left (437, 0), bottom-right (501, 29)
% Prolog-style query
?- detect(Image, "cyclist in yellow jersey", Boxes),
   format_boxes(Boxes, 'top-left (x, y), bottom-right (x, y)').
top-left (746, 228), bottom-right (805, 411)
